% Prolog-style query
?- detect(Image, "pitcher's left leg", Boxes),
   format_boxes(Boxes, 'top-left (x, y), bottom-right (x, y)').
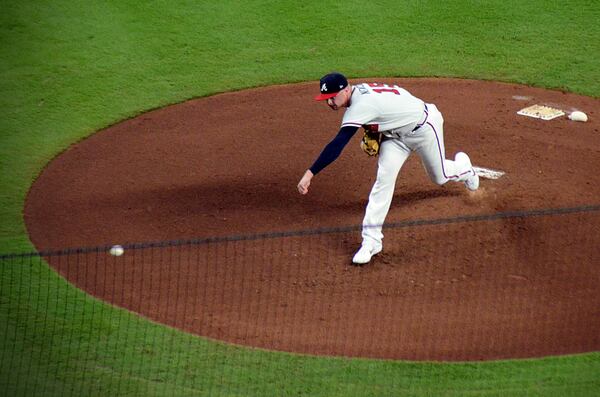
top-left (354, 140), bottom-right (410, 264)
top-left (360, 139), bottom-right (410, 249)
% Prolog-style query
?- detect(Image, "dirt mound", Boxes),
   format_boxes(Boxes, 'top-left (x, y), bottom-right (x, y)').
top-left (25, 78), bottom-right (600, 360)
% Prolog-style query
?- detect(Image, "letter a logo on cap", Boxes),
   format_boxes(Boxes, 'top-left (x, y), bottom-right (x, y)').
top-left (315, 72), bottom-right (348, 101)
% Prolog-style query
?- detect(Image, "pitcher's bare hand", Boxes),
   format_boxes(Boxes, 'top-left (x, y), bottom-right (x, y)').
top-left (297, 170), bottom-right (314, 195)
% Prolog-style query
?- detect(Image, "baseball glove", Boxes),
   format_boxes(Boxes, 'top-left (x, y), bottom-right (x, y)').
top-left (360, 130), bottom-right (382, 156)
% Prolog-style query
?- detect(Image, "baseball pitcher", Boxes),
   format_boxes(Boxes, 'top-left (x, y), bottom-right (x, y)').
top-left (297, 72), bottom-right (479, 265)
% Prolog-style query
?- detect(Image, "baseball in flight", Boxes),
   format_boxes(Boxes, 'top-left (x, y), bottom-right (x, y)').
top-left (109, 245), bottom-right (124, 256)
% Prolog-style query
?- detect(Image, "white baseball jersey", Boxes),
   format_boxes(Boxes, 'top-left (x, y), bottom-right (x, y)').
top-left (341, 83), bottom-right (426, 136)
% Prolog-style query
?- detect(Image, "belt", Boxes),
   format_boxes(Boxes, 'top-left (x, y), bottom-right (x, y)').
top-left (412, 104), bottom-right (429, 132)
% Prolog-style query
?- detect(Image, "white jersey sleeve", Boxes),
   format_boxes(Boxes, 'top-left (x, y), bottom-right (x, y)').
top-left (341, 96), bottom-right (380, 129)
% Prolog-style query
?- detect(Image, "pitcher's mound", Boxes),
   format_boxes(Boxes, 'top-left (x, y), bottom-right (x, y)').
top-left (25, 78), bottom-right (600, 360)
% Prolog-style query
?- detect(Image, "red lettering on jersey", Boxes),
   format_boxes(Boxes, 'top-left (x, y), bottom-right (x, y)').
top-left (367, 83), bottom-right (400, 95)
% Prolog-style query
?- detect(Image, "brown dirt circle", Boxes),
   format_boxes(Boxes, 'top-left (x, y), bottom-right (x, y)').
top-left (25, 78), bottom-right (600, 361)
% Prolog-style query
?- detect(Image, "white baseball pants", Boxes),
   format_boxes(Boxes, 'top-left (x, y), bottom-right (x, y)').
top-left (361, 104), bottom-right (471, 247)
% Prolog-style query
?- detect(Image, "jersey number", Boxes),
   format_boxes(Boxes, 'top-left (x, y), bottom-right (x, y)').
top-left (368, 83), bottom-right (400, 95)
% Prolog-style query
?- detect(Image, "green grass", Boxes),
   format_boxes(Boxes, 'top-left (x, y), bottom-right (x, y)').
top-left (1, 1), bottom-right (600, 395)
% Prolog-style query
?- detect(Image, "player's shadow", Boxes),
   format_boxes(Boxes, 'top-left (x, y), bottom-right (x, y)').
top-left (97, 177), bottom-right (461, 234)
top-left (100, 178), bottom-right (294, 214)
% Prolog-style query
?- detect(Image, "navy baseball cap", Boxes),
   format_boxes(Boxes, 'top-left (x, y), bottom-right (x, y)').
top-left (314, 72), bottom-right (348, 101)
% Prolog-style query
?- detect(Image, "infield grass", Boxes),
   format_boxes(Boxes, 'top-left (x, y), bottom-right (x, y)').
top-left (1, 1), bottom-right (600, 396)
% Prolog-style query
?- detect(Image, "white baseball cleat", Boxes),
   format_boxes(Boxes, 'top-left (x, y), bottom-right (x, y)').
top-left (455, 152), bottom-right (479, 191)
top-left (352, 243), bottom-right (382, 265)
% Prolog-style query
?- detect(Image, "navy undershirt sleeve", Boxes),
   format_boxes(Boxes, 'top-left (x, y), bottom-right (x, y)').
top-left (309, 125), bottom-right (360, 175)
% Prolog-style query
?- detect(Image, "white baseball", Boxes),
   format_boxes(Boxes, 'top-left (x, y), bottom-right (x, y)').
top-left (568, 111), bottom-right (588, 122)
top-left (109, 245), bottom-right (124, 256)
